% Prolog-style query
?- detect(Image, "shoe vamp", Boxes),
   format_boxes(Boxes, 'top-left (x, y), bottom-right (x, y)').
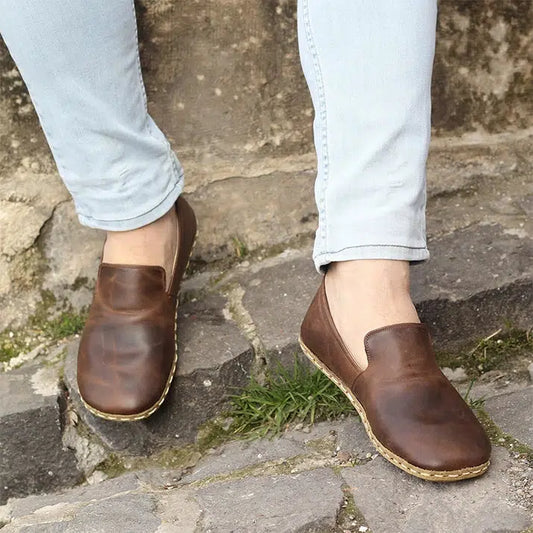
top-left (356, 377), bottom-right (488, 470)
top-left (78, 308), bottom-right (175, 412)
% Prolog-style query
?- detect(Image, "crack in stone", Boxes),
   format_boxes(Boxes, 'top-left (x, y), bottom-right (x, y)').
top-left (223, 284), bottom-right (267, 377)
top-left (181, 453), bottom-right (345, 490)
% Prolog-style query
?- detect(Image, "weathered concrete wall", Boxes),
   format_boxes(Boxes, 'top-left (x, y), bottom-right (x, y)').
top-left (0, 0), bottom-right (532, 332)
top-left (137, 0), bottom-right (533, 160)
top-left (1, 1), bottom-right (533, 177)
top-left (433, 1), bottom-right (533, 133)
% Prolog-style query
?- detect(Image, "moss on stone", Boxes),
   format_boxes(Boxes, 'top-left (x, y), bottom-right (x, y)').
top-left (96, 454), bottom-right (128, 479)
top-left (436, 326), bottom-right (533, 376)
top-left (134, 446), bottom-right (202, 471)
top-left (98, 444), bottom-right (204, 480)
top-left (196, 419), bottom-right (233, 453)
top-left (476, 408), bottom-right (533, 463)
top-left (0, 290), bottom-right (86, 366)
top-left (336, 485), bottom-right (371, 532)
top-left (189, 453), bottom-right (312, 489)
top-left (305, 435), bottom-right (337, 456)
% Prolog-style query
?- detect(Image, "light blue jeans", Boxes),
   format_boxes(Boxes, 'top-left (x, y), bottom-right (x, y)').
top-left (0, 0), bottom-right (436, 271)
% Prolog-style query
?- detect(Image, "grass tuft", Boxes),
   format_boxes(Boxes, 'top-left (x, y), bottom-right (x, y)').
top-left (462, 379), bottom-right (486, 410)
top-left (231, 236), bottom-right (249, 259)
top-left (227, 358), bottom-right (353, 439)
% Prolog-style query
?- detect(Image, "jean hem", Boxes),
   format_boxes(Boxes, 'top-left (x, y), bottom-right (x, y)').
top-left (314, 244), bottom-right (430, 274)
top-left (77, 171), bottom-right (184, 231)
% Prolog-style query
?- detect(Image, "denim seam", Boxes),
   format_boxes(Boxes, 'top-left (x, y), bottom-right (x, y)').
top-left (130, 0), bottom-right (149, 119)
top-left (302, 0), bottom-right (329, 250)
top-left (129, 0), bottom-right (183, 199)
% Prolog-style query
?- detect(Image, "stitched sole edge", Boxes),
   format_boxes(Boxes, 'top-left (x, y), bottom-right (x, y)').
top-left (299, 338), bottom-right (490, 482)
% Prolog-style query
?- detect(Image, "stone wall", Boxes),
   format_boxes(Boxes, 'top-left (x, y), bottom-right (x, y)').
top-left (2, 1), bottom-right (533, 177)
top-left (0, 0), bottom-right (532, 331)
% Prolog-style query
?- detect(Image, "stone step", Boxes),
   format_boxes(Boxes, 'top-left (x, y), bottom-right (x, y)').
top-left (0, 360), bottom-right (81, 505)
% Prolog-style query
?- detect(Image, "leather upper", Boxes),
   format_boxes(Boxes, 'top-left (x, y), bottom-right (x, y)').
top-left (77, 196), bottom-right (197, 417)
top-left (300, 279), bottom-right (491, 472)
top-left (78, 265), bottom-right (175, 415)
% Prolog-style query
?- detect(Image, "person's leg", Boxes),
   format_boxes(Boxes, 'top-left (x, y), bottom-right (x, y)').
top-left (0, 0), bottom-right (182, 286)
top-left (297, 0), bottom-right (434, 369)
top-left (0, 0), bottom-right (196, 420)
top-left (297, 1), bottom-right (491, 481)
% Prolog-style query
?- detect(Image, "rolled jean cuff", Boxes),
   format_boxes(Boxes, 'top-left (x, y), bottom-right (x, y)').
top-left (77, 168), bottom-right (184, 231)
top-left (314, 244), bottom-right (429, 274)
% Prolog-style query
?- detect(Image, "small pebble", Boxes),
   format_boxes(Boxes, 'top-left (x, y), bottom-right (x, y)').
top-left (441, 366), bottom-right (468, 383)
top-left (336, 451), bottom-right (351, 463)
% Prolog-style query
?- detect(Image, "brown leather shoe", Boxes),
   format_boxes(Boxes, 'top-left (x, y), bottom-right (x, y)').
top-left (300, 279), bottom-right (491, 481)
top-left (77, 196), bottom-right (197, 421)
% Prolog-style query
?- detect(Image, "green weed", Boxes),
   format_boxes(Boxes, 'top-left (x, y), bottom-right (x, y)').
top-left (462, 379), bottom-right (486, 410)
top-left (227, 358), bottom-right (353, 438)
top-left (231, 236), bottom-right (249, 259)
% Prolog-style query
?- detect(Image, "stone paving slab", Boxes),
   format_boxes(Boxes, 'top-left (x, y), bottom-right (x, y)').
top-left (196, 468), bottom-right (344, 533)
top-left (185, 417), bottom-right (374, 485)
top-left (238, 251), bottom-right (317, 357)
top-left (5, 474), bottom-right (140, 520)
top-left (2, 418), bottom-right (532, 532)
top-left (0, 365), bottom-right (80, 505)
top-left (185, 437), bottom-right (307, 483)
top-left (1, 477), bottom-right (158, 533)
top-left (485, 387), bottom-right (533, 448)
top-left (341, 447), bottom-right (533, 533)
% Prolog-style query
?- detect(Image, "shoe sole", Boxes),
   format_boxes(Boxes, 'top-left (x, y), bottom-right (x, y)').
top-left (299, 338), bottom-right (490, 482)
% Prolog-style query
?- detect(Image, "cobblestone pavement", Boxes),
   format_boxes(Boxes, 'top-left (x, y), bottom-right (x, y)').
top-left (1, 399), bottom-right (532, 533)
top-left (1, 236), bottom-right (532, 531)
